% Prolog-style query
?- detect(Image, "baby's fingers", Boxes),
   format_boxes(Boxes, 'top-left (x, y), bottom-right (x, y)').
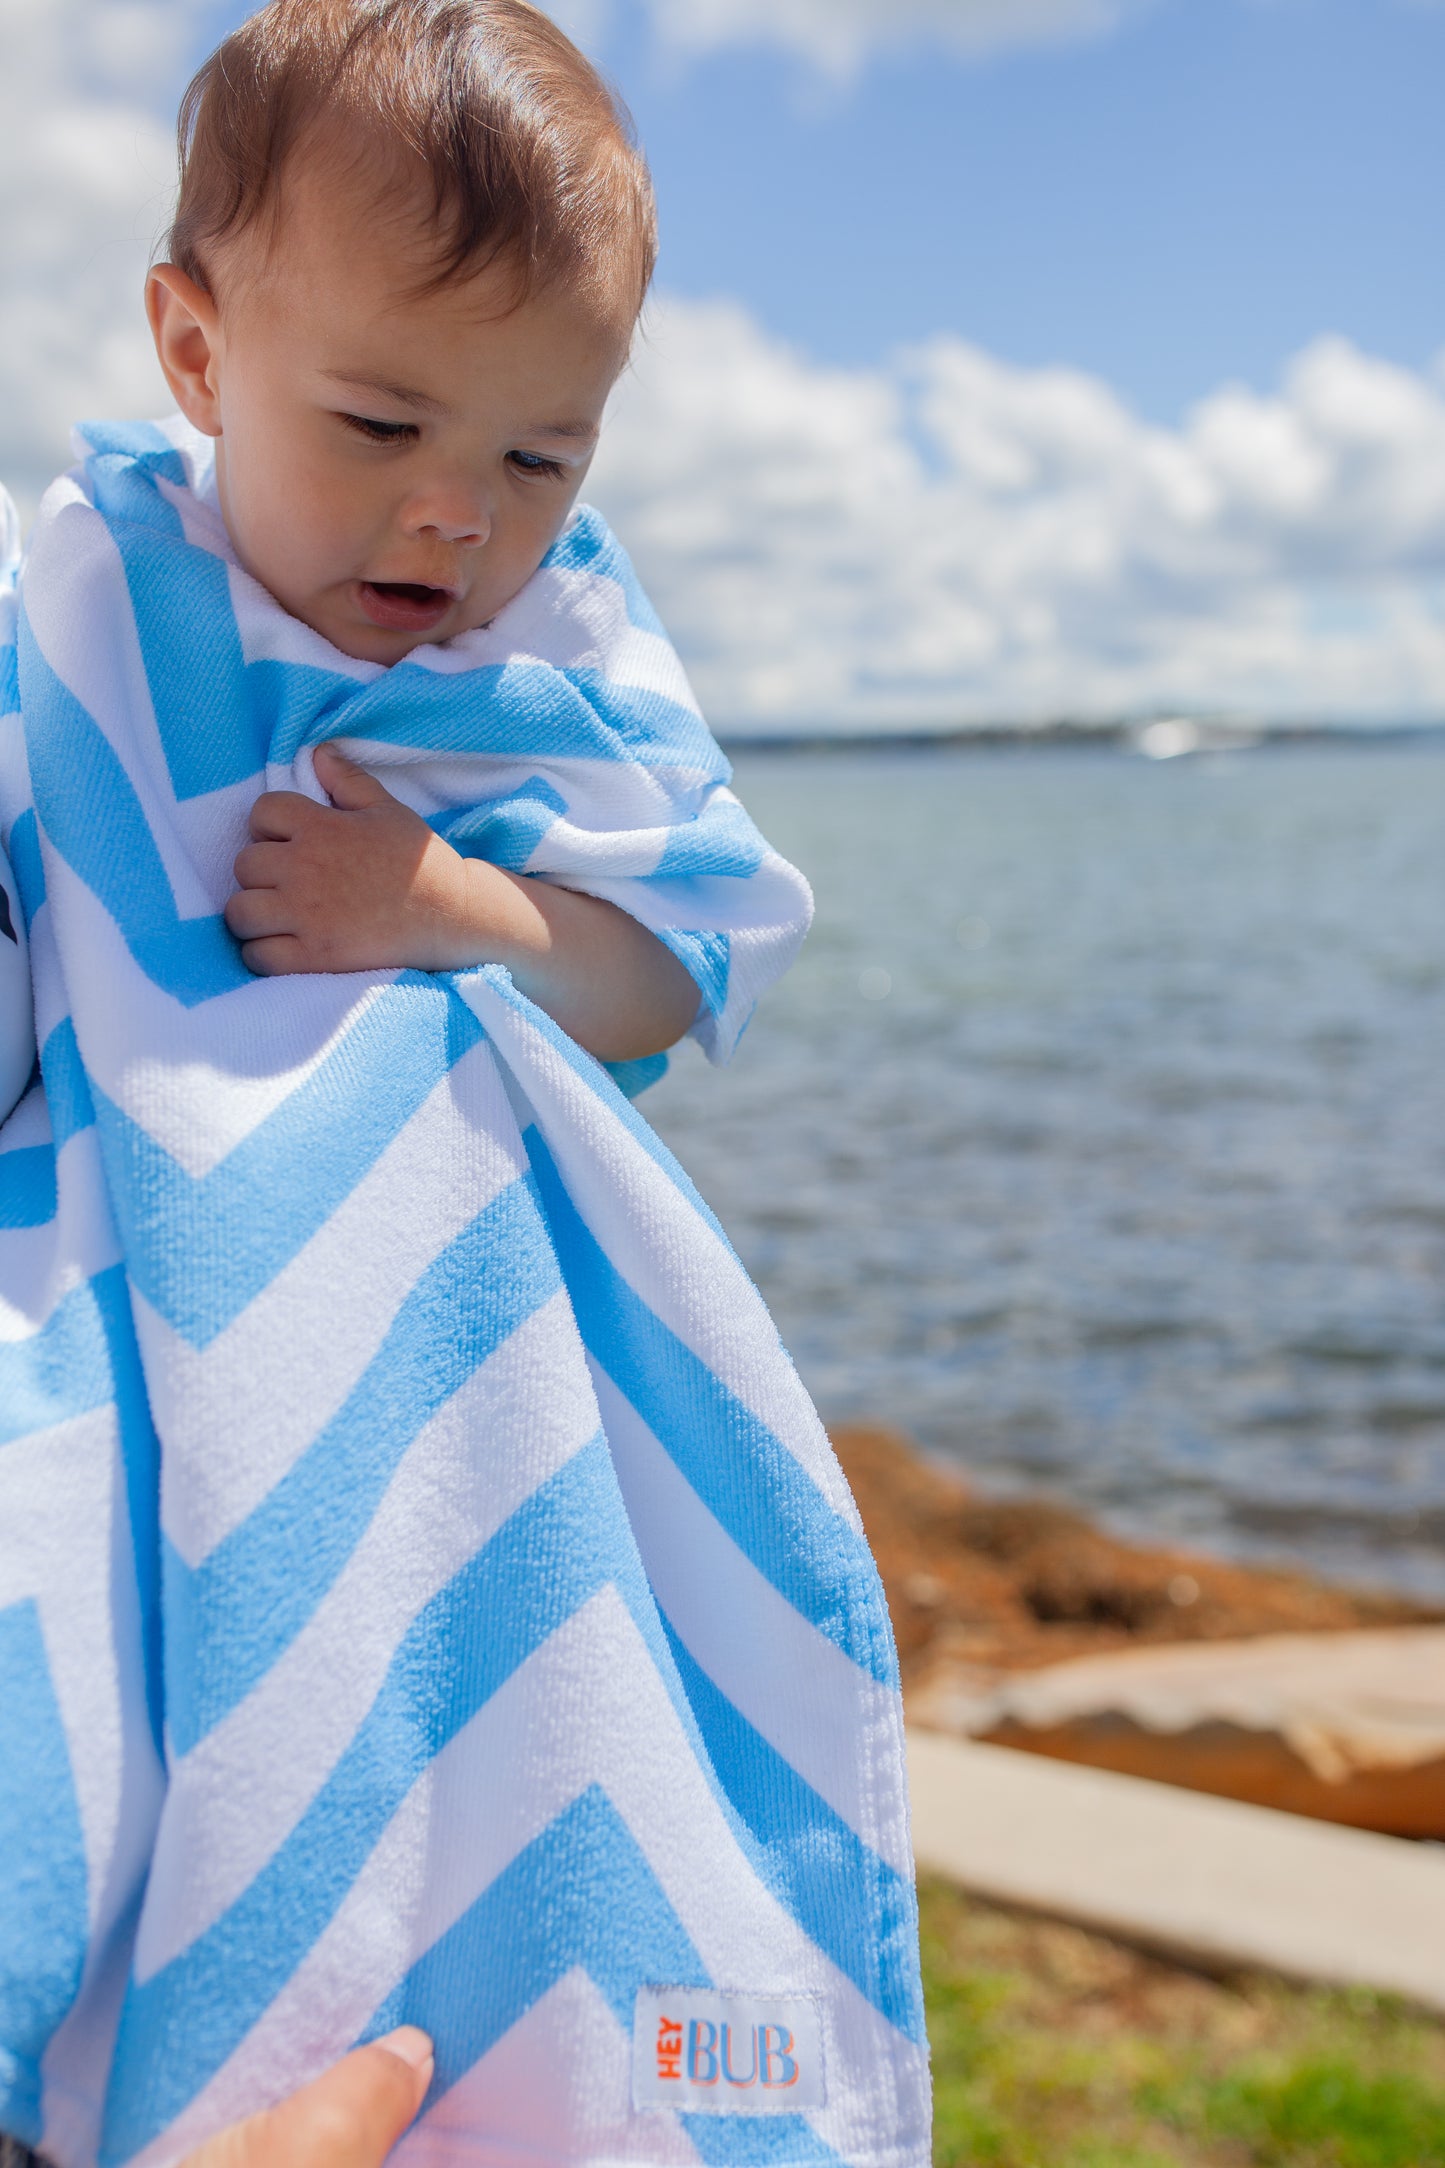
top-left (249, 789), bottom-right (320, 842)
top-left (232, 839), bottom-right (291, 890)
top-left (314, 741), bottom-right (395, 811)
top-left (237, 933), bottom-right (309, 977)
top-left (225, 882), bottom-right (310, 973)
top-left (224, 887), bottom-right (292, 943)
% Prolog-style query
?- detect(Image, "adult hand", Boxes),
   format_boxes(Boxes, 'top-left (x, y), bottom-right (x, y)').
top-left (179, 2027), bottom-right (434, 2167)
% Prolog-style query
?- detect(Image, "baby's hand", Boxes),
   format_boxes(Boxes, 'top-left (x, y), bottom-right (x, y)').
top-left (226, 742), bottom-right (701, 1059)
top-left (226, 744), bottom-right (471, 975)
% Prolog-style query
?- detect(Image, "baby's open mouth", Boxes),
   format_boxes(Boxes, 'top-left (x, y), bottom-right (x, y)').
top-left (357, 580), bottom-right (455, 633)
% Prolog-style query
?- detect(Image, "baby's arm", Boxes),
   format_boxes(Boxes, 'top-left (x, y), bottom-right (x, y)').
top-left (224, 744), bottom-right (701, 1063)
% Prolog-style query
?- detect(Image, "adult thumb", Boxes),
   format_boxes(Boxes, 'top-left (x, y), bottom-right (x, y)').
top-left (313, 740), bottom-right (393, 811)
top-left (181, 2028), bottom-right (434, 2168)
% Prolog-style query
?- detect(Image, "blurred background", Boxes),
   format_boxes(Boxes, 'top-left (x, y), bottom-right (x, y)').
top-left (5, 0), bottom-right (1445, 1594)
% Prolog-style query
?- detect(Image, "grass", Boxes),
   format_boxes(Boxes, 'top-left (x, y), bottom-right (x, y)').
top-left (919, 1874), bottom-right (1445, 2167)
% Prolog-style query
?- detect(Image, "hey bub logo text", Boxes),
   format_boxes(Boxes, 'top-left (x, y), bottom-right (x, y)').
top-left (633, 1989), bottom-right (826, 2114)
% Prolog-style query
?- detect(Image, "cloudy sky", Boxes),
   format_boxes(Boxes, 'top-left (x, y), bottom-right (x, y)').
top-left (3, 0), bottom-right (1443, 729)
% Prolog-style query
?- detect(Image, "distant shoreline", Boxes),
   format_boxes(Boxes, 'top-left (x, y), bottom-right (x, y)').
top-left (718, 719), bottom-right (1445, 754)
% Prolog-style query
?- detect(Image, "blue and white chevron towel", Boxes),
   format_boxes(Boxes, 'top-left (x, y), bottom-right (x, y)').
top-left (0, 419), bottom-right (929, 2168)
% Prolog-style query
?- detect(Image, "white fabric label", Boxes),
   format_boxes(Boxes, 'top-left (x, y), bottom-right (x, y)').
top-left (632, 1987), bottom-right (826, 2114)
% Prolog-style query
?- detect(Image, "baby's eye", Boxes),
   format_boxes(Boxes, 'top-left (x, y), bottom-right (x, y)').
top-left (341, 414), bottom-right (419, 445)
top-left (508, 450), bottom-right (567, 481)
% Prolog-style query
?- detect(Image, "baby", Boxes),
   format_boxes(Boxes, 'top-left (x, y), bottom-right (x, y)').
top-left (0, 4), bottom-right (930, 2164)
top-left (149, 0), bottom-right (699, 1058)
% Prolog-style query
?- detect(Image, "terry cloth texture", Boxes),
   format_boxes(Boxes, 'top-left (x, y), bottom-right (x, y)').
top-left (0, 420), bottom-right (930, 2168)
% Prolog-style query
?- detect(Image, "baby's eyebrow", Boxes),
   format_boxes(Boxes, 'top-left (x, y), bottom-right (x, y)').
top-left (322, 369), bottom-right (449, 415)
top-left (531, 420), bottom-right (599, 443)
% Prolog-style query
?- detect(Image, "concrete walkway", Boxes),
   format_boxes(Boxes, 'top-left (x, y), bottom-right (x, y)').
top-left (908, 1727), bottom-right (1445, 2013)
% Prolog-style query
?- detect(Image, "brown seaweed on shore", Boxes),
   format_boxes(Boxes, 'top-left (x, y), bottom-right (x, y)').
top-left (831, 1423), bottom-right (1441, 1681)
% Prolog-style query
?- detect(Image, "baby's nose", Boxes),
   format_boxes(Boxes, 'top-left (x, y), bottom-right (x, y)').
top-left (424, 513), bottom-right (489, 546)
top-left (403, 494), bottom-right (491, 547)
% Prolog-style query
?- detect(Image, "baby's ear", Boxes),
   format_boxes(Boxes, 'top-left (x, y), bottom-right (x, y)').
top-left (146, 265), bottom-right (224, 438)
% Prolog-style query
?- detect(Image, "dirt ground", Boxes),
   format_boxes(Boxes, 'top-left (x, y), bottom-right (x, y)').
top-left (829, 1424), bottom-right (1441, 1682)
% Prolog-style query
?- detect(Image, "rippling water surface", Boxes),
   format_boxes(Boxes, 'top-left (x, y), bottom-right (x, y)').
top-left (645, 741), bottom-right (1445, 1597)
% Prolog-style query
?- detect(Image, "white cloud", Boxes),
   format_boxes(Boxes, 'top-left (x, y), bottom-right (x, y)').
top-left (0, 0), bottom-right (211, 515)
top-left (629, 0), bottom-right (1154, 75)
top-left (586, 300), bottom-right (1445, 727)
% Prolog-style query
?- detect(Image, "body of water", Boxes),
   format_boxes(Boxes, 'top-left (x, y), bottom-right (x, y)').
top-left (645, 740), bottom-right (1445, 1598)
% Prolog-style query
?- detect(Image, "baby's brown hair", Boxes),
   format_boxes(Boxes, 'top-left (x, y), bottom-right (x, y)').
top-left (168, 0), bottom-right (656, 320)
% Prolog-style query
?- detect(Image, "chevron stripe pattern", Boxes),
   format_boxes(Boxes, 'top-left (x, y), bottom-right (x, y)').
top-left (0, 421), bottom-right (929, 2168)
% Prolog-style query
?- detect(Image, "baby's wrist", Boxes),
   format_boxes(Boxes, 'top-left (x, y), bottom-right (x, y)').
top-left (432, 851), bottom-right (536, 975)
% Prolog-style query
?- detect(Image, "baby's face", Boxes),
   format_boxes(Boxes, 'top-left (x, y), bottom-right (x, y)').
top-left (154, 157), bottom-right (631, 664)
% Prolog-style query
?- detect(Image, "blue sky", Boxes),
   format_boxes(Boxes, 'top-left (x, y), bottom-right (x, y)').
top-left (614, 0), bottom-right (1445, 419)
top-left (4, 0), bottom-right (1444, 727)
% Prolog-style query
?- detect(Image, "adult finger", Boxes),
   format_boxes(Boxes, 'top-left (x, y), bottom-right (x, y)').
top-left (180, 2027), bottom-right (434, 2168)
top-left (313, 742), bottom-right (394, 812)
top-left (249, 790), bottom-right (320, 842)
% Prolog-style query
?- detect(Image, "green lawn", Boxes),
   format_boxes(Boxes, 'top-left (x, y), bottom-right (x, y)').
top-left (920, 1875), bottom-right (1445, 2167)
